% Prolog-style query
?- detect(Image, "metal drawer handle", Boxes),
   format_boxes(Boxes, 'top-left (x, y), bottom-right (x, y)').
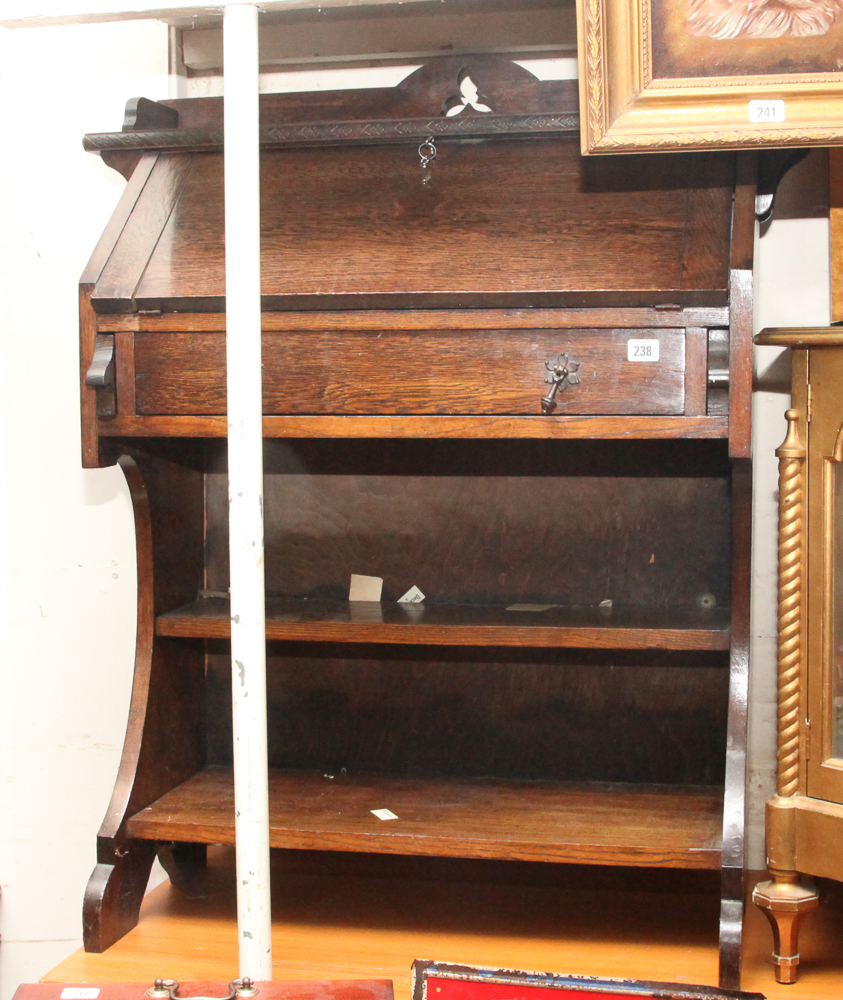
top-left (147, 980), bottom-right (259, 1000)
top-left (541, 353), bottom-right (581, 414)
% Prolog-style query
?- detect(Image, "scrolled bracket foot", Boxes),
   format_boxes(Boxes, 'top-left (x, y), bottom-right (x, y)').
top-left (83, 840), bottom-right (156, 952)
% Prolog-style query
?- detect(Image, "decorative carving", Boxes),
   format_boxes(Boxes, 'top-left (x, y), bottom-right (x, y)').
top-left (594, 126), bottom-right (843, 151)
top-left (641, 0), bottom-right (653, 85)
top-left (751, 407), bottom-right (818, 986)
top-left (442, 72), bottom-right (494, 117)
top-left (85, 333), bottom-right (116, 418)
top-left (776, 409), bottom-right (806, 797)
top-left (83, 113), bottom-right (579, 154)
top-left (583, 0), bottom-right (606, 148)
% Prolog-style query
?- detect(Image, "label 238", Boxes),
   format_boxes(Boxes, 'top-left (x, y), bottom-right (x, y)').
top-left (627, 339), bottom-right (659, 362)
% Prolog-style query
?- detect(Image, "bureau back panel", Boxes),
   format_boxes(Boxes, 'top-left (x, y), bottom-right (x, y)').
top-left (205, 645), bottom-right (728, 785)
top-left (204, 439), bottom-right (732, 609)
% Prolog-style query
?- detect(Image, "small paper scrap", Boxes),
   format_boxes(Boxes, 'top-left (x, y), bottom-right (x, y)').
top-left (506, 603), bottom-right (557, 612)
top-left (61, 991), bottom-right (100, 999)
top-left (599, 599), bottom-right (613, 608)
top-left (349, 574), bottom-right (383, 601)
top-left (371, 808), bottom-right (399, 821)
top-left (398, 585), bottom-right (425, 604)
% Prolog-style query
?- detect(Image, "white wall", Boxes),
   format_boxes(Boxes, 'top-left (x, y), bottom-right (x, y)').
top-left (0, 20), bottom-right (831, 999)
top-left (0, 19), bottom-right (169, 1000)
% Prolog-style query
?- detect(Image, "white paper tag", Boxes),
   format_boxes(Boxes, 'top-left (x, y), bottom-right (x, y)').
top-left (61, 991), bottom-right (100, 999)
top-left (398, 585), bottom-right (425, 604)
top-left (749, 99), bottom-right (785, 124)
top-left (349, 574), bottom-right (383, 601)
top-left (627, 339), bottom-right (659, 362)
top-left (371, 808), bottom-right (399, 821)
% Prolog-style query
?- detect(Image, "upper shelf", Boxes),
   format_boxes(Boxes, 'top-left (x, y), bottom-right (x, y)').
top-left (157, 596), bottom-right (731, 650)
top-left (81, 56), bottom-right (740, 315)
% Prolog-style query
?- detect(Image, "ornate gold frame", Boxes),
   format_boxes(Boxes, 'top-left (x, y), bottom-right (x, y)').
top-left (576, 0), bottom-right (843, 153)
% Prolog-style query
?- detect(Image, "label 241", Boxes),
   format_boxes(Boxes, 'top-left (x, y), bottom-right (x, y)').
top-left (627, 339), bottom-right (659, 362)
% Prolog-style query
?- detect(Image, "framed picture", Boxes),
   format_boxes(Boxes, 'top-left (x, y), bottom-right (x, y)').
top-left (576, 0), bottom-right (843, 153)
top-left (411, 961), bottom-right (766, 1000)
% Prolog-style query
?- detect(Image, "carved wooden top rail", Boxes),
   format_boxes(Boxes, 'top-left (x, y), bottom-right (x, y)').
top-left (83, 56), bottom-right (579, 157)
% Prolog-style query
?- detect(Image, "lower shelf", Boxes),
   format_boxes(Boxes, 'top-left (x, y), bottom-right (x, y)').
top-left (126, 767), bottom-right (723, 869)
top-left (156, 597), bottom-right (731, 650)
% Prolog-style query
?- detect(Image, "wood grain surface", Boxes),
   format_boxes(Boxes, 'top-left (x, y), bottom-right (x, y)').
top-left (126, 768), bottom-right (723, 869)
top-left (157, 597), bottom-right (729, 650)
top-left (199, 439), bottom-right (732, 613)
top-left (97, 414), bottom-right (730, 440)
top-left (96, 307), bottom-right (732, 333)
top-left (86, 142), bottom-right (735, 314)
top-left (132, 329), bottom-right (686, 417)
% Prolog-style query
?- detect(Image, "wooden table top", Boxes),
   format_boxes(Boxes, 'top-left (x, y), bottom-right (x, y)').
top-left (41, 849), bottom-right (843, 1000)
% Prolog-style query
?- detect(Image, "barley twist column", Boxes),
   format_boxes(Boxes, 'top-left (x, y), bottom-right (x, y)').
top-left (777, 410), bottom-right (805, 797)
top-left (753, 408), bottom-right (818, 985)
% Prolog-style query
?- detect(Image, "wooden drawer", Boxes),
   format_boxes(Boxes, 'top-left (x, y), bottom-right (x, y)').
top-left (133, 328), bottom-right (687, 416)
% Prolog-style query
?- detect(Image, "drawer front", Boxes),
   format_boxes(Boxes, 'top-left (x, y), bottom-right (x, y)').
top-left (134, 328), bottom-right (685, 416)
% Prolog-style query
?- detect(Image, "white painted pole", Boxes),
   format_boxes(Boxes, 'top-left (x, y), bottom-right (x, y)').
top-left (223, 1), bottom-right (273, 980)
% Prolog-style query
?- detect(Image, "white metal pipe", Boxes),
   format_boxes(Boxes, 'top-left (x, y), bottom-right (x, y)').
top-left (224, 1), bottom-right (273, 981)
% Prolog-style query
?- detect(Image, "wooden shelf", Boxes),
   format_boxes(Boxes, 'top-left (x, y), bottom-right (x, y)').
top-left (156, 597), bottom-right (730, 650)
top-left (126, 767), bottom-right (723, 869)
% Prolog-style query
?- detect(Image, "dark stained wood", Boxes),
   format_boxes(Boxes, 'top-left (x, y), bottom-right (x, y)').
top-left (83, 449), bottom-right (207, 952)
top-left (161, 57), bottom-right (580, 130)
top-left (93, 155), bottom-right (194, 313)
top-left (79, 287), bottom-right (101, 468)
top-left (126, 767), bottom-right (724, 869)
top-left (85, 58), bottom-right (579, 156)
top-left (158, 596), bottom-right (730, 650)
top-left (114, 330), bottom-right (136, 418)
top-left (96, 307), bottom-right (733, 333)
top-left (80, 153), bottom-right (158, 286)
top-left (718, 458), bottom-right (753, 989)
top-left (86, 334), bottom-right (116, 417)
top-left (77, 62), bottom-right (755, 969)
top-left (84, 141), bottom-right (738, 314)
top-left (122, 96), bottom-right (179, 131)
top-left (97, 414), bottom-right (730, 440)
top-left (133, 329), bottom-right (686, 417)
top-left (726, 153), bottom-right (757, 465)
top-left (728, 271), bottom-right (753, 459)
top-left (685, 327), bottom-right (709, 417)
top-left (731, 153), bottom-right (758, 274)
top-left (200, 439), bottom-right (733, 615)
top-left (200, 644), bottom-right (728, 786)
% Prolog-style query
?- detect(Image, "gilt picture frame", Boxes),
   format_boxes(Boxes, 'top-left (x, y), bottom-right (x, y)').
top-left (576, 0), bottom-right (843, 153)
